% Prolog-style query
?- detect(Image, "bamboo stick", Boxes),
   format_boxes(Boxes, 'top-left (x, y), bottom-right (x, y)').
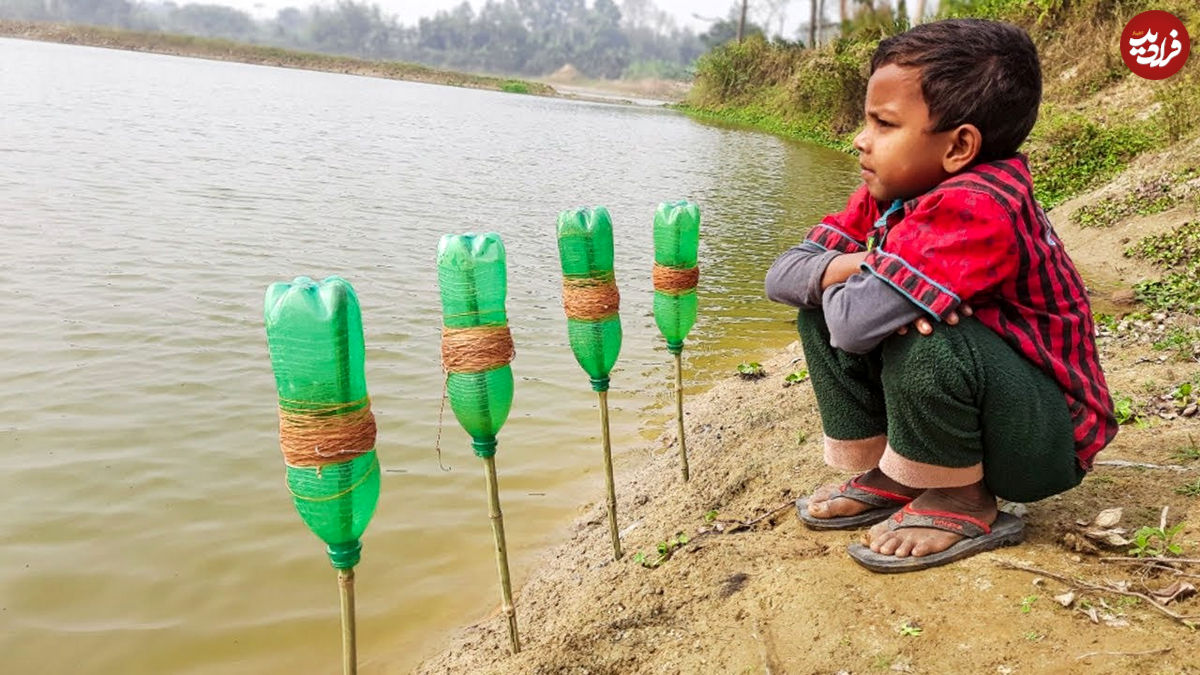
top-left (483, 455), bottom-right (520, 653)
top-left (597, 390), bottom-right (622, 560)
top-left (675, 351), bottom-right (689, 482)
top-left (338, 568), bottom-right (356, 675)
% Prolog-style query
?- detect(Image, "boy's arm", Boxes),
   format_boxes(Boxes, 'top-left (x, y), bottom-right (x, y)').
top-left (823, 274), bottom-right (923, 354)
top-left (764, 242), bottom-right (843, 308)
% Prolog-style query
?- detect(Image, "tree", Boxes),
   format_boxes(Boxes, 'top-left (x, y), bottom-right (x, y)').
top-left (170, 4), bottom-right (256, 41)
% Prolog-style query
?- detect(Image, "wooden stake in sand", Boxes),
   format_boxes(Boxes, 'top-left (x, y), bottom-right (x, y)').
top-left (557, 207), bottom-right (624, 560)
top-left (651, 201), bottom-right (702, 482)
top-left (437, 233), bottom-right (521, 654)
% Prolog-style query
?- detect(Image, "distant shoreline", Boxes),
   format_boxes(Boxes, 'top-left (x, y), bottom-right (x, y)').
top-left (0, 20), bottom-right (557, 96)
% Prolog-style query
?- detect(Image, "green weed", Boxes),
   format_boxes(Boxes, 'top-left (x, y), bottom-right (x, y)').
top-left (1129, 523), bottom-right (1187, 557)
top-left (1126, 221), bottom-right (1200, 312)
top-left (1176, 479), bottom-right (1200, 497)
top-left (1020, 595), bottom-right (1038, 614)
top-left (784, 368), bottom-right (810, 384)
top-left (703, 509), bottom-right (719, 523)
top-left (736, 362), bottom-right (766, 378)
top-left (1113, 394), bottom-right (1139, 425)
top-left (897, 621), bottom-right (923, 637)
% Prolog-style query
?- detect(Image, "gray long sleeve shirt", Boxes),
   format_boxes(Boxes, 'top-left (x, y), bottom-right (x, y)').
top-left (765, 241), bottom-right (924, 354)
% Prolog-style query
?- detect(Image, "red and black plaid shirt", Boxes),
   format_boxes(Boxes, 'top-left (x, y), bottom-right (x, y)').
top-left (805, 156), bottom-right (1117, 468)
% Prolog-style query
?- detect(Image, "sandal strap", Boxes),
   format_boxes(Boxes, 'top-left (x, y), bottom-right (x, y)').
top-left (832, 475), bottom-right (915, 509)
top-left (885, 503), bottom-right (992, 538)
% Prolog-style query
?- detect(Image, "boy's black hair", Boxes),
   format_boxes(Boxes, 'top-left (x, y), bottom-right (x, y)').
top-left (871, 19), bottom-right (1042, 162)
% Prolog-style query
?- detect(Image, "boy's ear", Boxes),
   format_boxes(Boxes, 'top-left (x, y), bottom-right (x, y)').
top-left (942, 124), bottom-right (982, 173)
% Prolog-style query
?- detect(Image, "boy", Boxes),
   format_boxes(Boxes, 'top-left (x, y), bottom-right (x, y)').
top-left (764, 19), bottom-right (1117, 573)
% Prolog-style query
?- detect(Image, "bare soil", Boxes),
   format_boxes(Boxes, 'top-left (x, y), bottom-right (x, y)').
top-left (416, 148), bottom-right (1200, 674)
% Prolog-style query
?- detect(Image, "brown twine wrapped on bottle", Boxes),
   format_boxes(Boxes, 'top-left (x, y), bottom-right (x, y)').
top-left (441, 324), bottom-right (515, 374)
top-left (652, 263), bottom-right (700, 294)
top-left (562, 276), bottom-right (620, 321)
top-left (277, 399), bottom-right (377, 468)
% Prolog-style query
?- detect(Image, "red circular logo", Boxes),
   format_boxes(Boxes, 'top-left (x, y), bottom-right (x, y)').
top-left (1121, 11), bottom-right (1190, 80)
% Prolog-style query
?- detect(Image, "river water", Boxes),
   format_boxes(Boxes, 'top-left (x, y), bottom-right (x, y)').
top-left (0, 37), bottom-right (858, 673)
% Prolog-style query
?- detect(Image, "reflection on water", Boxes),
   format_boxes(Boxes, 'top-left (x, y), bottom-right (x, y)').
top-left (0, 37), bottom-right (858, 673)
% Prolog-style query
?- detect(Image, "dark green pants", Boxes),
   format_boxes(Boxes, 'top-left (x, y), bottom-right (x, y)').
top-left (797, 309), bottom-right (1084, 503)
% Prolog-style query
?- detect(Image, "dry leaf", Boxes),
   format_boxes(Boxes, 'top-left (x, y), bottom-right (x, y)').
top-left (1102, 614), bottom-right (1129, 628)
top-left (1094, 508), bottom-right (1123, 528)
top-left (1150, 581), bottom-right (1197, 605)
top-left (1054, 591), bottom-right (1076, 607)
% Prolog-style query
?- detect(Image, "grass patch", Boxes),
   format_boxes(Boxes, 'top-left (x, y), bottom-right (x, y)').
top-left (500, 80), bottom-right (530, 94)
top-left (1026, 111), bottom-right (1161, 208)
top-left (1071, 169), bottom-right (1199, 229)
top-left (1152, 326), bottom-right (1200, 361)
top-left (1125, 221), bottom-right (1200, 312)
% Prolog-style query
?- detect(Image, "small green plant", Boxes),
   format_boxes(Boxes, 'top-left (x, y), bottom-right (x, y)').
top-left (1024, 631), bottom-right (1045, 642)
top-left (736, 362), bottom-right (765, 378)
top-left (783, 368), bottom-right (810, 384)
top-left (1172, 382), bottom-right (1195, 406)
top-left (704, 509), bottom-right (719, 523)
top-left (897, 621), bottom-right (923, 637)
top-left (796, 430), bottom-right (809, 445)
top-left (1176, 479), bottom-right (1200, 497)
top-left (1020, 595), bottom-right (1038, 614)
top-left (632, 532), bottom-right (691, 568)
top-left (1093, 312), bottom-right (1118, 331)
top-left (1113, 394), bottom-right (1139, 425)
top-left (1129, 523), bottom-right (1187, 558)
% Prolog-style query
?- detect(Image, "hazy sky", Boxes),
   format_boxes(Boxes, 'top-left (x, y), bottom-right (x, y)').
top-left (217, 1), bottom-right (813, 36)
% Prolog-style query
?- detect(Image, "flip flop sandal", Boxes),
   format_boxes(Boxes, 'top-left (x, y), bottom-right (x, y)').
top-left (795, 474), bottom-right (915, 531)
top-left (847, 503), bottom-right (1026, 573)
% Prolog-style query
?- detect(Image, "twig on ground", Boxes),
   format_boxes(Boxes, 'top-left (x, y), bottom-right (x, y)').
top-left (1100, 557), bottom-right (1200, 564)
top-left (1076, 647), bottom-right (1173, 660)
top-left (1094, 460), bottom-right (1191, 472)
top-left (998, 562), bottom-right (1200, 626)
top-left (1100, 559), bottom-right (1200, 580)
top-left (699, 499), bottom-right (795, 540)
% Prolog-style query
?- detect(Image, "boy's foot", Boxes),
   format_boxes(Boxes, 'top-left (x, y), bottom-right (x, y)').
top-left (863, 482), bottom-right (997, 557)
top-left (846, 481), bottom-right (1025, 573)
top-left (795, 468), bottom-right (922, 530)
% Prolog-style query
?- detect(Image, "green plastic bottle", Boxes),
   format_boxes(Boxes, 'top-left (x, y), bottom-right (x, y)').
top-left (437, 233), bottom-right (514, 458)
top-left (264, 276), bottom-right (380, 569)
top-left (652, 201), bottom-right (701, 354)
top-left (557, 207), bottom-right (622, 392)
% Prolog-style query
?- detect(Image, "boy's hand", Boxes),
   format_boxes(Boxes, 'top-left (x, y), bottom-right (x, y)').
top-left (897, 304), bottom-right (974, 336)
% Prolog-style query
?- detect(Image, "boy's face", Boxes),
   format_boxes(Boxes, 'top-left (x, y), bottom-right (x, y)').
top-left (853, 64), bottom-right (958, 202)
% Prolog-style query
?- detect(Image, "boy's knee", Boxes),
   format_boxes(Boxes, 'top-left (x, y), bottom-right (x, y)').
top-left (880, 320), bottom-right (982, 398)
